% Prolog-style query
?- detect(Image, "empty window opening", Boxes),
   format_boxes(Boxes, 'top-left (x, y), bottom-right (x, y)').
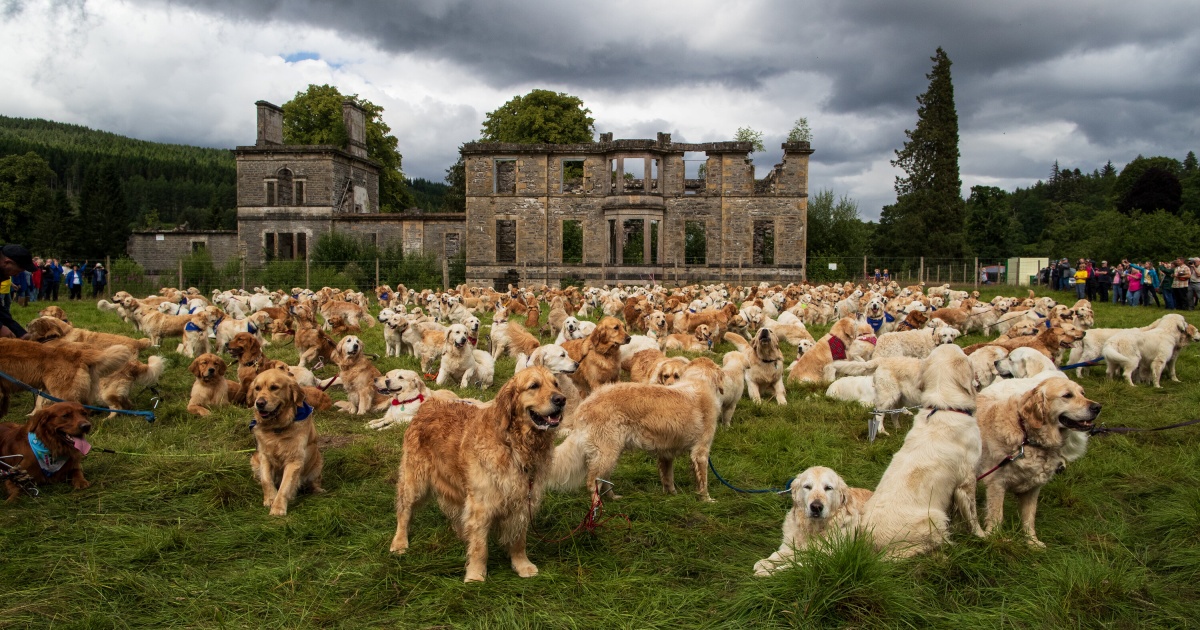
top-left (494, 159), bottom-right (517, 194)
top-left (684, 151), bottom-right (707, 195)
top-left (496, 220), bottom-right (516, 263)
top-left (191, 241), bottom-right (206, 252)
top-left (685, 221), bottom-right (707, 265)
top-left (622, 158), bottom-right (646, 194)
top-left (562, 220), bottom-right (583, 264)
top-left (753, 220), bottom-right (775, 265)
top-left (278, 232), bottom-right (295, 260)
top-left (296, 232), bottom-right (307, 260)
top-left (265, 181), bottom-right (277, 206)
top-left (561, 159), bottom-right (585, 194)
top-left (622, 219), bottom-right (645, 265)
top-left (649, 159), bottom-right (660, 193)
top-left (444, 232), bottom-right (461, 258)
top-left (295, 180), bottom-right (306, 205)
top-left (264, 233), bottom-right (276, 260)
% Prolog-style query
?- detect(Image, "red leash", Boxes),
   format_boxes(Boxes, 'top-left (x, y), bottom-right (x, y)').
top-left (531, 480), bottom-right (631, 544)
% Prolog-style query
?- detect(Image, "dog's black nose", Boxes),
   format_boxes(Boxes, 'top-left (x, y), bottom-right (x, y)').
top-left (255, 400), bottom-right (267, 409)
top-left (80, 422), bottom-right (92, 434)
top-left (1088, 402), bottom-right (1101, 414)
top-left (551, 393), bottom-right (566, 409)
top-left (809, 501), bottom-right (824, 516)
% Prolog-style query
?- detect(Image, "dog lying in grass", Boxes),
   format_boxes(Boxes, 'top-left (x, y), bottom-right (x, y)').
top-left (753, 466), bottom-right (873, 576)
top-left (0, 402), bottom-right (93, 502)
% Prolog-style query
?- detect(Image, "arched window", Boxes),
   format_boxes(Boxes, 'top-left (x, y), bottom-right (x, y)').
top-left (275, 167), bottom-right (294, 206)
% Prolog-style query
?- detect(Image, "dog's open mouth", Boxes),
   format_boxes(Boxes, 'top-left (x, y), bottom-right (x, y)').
top-left (1059, 414), bottom-right (1096, 431)
top-left (528, 409), bottom-right (562, 429)
top-left (455, 339), bottom-right (467, 348)
top-left (59, 429), bottom-right (92, 455)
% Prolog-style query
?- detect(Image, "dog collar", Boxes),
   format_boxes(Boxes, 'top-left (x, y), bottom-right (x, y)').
top-left (27, 432), bottom-right (68, 477)
top-left (927, 406), bottom-right (974, 416)
top-left (213, 316), bottom-right (224, 332)
top-left (857, 335), bottom-right (878, 345)
top-left (468, 335), bottom-right (478, 346)
top-left (179, 297), bottom-right (188, 305)
top-left (391, 393), bottom-right (426, 408)
top-left (250, 403), bottom-right (314, 432)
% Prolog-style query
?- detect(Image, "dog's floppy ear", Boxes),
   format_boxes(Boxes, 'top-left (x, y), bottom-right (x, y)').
top-left (286, 379), bottom-right (306, 410)
top-left (491, 377), bottom-right (521, 433)
top-left (1018, 386), bottom-right (1049, 429)
top-left (188, 356), bottom-right (203, 377)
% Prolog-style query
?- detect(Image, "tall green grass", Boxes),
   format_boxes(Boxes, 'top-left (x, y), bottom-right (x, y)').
top-left (1, 289), bottom-right (1199, 628)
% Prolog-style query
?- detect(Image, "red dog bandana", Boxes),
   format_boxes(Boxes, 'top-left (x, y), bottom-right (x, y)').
top-left (828, 335), bottom-right (847, 361)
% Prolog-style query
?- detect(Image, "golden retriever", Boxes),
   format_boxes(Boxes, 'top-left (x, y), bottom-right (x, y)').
top-left (436, 323), bottom-right (496, 388)
top-left (24, 316), bottom-right (152, 352)
top-left (753, 466), bottom-right (873, 575)
top-left (726, 328), bottom-right (787, 404)
top-left (549, 366), bottom-right (722, 502)
top-left (367, 369), bottom-right (431, 430)
top-left (975, 378), bottom-right (1100, 546)
top-left (248, 369), bottom-right (324, 516)
top-left (561, 316), bottom-right (631, 398)
top-left (787, 317), bottom-right (870, 384)
top-left (332, 335), bottom-right (388, 415)
top-left (659, 324), bottom-right (714, 352)
top-left (1, 401), bottom-right (93, 502)
top-left (859, 344), bottom-right (986, 558)
top-left (187, 353), bottom-right (242, 416)
top-left (98, 356), bottom-right (165, 418)
top-left (390, 366), bottom-right (567, 582)
top-left (0, 339), bottom-right (134, 412)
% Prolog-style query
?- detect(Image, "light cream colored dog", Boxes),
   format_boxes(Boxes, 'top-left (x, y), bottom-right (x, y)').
top-left (753, 466), bottom-right (873, 576)
top-left (872, 326), bottom-right (960, 359)
top-left (725, 328), bottom-right (787, 404)
top-left (859, 344), bottom-right (986, 558)
top-left (436, 324), bottom-right (495, 388)
top-left (368, 369), bottom-right (431, 430)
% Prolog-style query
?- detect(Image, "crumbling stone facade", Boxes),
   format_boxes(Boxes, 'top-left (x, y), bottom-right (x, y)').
top-left (127, 101), bottom-right (811, 291)
top-left (462, 133), bottom-right (811, 288)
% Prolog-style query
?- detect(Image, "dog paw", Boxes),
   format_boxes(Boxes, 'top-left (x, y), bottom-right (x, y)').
top-left (513, 562), bottom-right (538, 578)
top-left (73, 480), bottom-right (91, 490)
top-left (1027, 537), bottom-right (1046, 549)
top-left (269, 503), bottom-right (288, 516)
top-left (389, 540), bottom-right (409, 555)
top-left (464, 571), bottom-right (487, 583)
top-left (699, 495), bottom-right (716, 503)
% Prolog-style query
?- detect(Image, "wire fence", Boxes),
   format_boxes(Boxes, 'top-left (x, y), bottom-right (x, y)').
top-left (36, 253), bottom-right (1054, 297)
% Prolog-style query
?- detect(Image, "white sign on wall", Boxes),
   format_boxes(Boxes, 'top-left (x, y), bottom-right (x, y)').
top-left (828, 263), bottom-right (837, 270)
top-left (156, 234), bottom-right (165, 241)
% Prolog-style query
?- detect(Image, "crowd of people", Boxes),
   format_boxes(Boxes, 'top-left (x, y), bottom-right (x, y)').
top-left (1039, 257), bottom-right (1200, 309)
top-left (0, 254), bottom-right (107, 308)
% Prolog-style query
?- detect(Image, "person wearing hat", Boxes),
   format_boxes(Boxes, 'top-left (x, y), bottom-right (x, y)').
top-left (0, 244), bottom-right (36, 338)
top-left (91, 263), bottom-right (108, 298)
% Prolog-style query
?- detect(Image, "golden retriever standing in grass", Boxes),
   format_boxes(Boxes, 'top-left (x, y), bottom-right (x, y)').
top-left (561, 316), bottom-right (631, 398)
top-left (859, 344), bottom-right (986, 558)
top-left (187, 353), bottom-right (242, 416)
top-left (248, 370), bottom-right (324, 516)
top-left (753, 466), bottom-right (873, 576)
top-left (390, 367), bottom-right (567, 582)
top-left (726, 328), bottom-right (787, 404)
top-left (975, 378), bottom-right (1100, 547)
top-left (332, 335), bottom-right (389, 415)
top-left (549, 366), bottom-right (722, 503)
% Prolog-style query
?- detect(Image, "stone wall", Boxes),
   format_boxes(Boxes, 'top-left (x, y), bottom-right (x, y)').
top-left (127, 230), bottom-right (240, 274)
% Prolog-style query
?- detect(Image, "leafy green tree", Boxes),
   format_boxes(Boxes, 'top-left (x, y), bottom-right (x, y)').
top-left (1111, 155), bottom-right (1180, 209)
top-left (965, 185), bottom-right (1021, 259)
top-left (282, 84), bottom-right (414, 212)
top-left (876, 47), bottom-right (966, 258)
top-left (1121, 166), bottom-right (1182, 214)
top-left (787, 118), bottom-right (812, 143)
top-left (480, 89), bottom-right (595, 144)
top-left (0, 151), bottom-right (56, 247)
top-left (735, 127), bottom-right (765, 153)
top-left (441, 152), bottom-right (466, 213)
top-left (806, 189), bottom-right (870, 257)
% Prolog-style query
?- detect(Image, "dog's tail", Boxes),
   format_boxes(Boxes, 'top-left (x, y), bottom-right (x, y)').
top-left (97, 299), bottom-right (119, 313)
top-left (723, 331), bottom-right (751, 355)
top-left (827, 359), bottom-right (880, 379)
top-left (134, 337), bottom-right (153, 350)
top-left (136, 355), bottom-right (167, 387)
top-left (547, 430), bottom-right (590, 491)
top-left (84, 345), bottom-right (138, 379)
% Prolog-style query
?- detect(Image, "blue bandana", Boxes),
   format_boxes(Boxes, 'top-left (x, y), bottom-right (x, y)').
top-left (27, 432), bottom-right (67, 476)
top-left (179, 297), bottom-right (188, 305)
top-left (185, 322), bottom-right (202, 332)
top-left (866, 312), bottom-right (895, 333)
top-left (380, 292), bottom-right (389, 301)
top-left (247, 323), bottom-right (258, 335)
top-left (212, 316), bottom-right (224, 333)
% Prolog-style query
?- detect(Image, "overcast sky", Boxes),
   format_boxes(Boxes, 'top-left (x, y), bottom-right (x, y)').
top-left (3, 0), bottom-right (1198, 218)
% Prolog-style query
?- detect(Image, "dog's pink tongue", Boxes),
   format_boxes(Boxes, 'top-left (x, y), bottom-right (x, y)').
top-left (72, 436), bottom-right (92, 455)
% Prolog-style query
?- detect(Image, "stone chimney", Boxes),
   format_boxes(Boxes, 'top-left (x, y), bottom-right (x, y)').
top-left (342, 99), bottom-right (368, 159)
top-left (256, 100), bottom-right (283, 146)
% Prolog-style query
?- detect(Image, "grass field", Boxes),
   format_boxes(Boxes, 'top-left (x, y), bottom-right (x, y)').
top-left (3, 290), bottom-right (1200, 629)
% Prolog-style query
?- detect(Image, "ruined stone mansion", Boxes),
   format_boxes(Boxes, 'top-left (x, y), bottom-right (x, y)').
top-left (128, 99), bottom-right (813, 288)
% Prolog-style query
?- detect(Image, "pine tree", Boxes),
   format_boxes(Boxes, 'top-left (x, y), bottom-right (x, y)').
top-left (78, 162), bottom-right (129, 258)
top-left (877, 47), bottom-right (965, 258)
top-left (1185, 151), bottom-right (1198, 173)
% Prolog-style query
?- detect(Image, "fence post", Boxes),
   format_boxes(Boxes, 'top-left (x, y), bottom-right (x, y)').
top-left (105, 256), bottom-right (111, 298)
top-left (937, 265), bottom-right (941, 284)
top-left (442, 258), bottom-right (450, 291)
top-left (375, 257), bottom-right (380, 289)
top-left (974, 257), bottom-right (980, 290)
top-left (863, 256), bottom-right (867, 283)
top-left (919, 257), bottom-right (924, 284)
top-left (305, 253), bottom-right (310, 291)
top-left (177, 258), bottom-right (183, 289)
top-left (240, 257), bottom-right (246, 291)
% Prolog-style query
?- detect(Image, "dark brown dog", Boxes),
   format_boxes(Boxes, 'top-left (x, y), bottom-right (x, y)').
top-left (0, 402), bottom-right (92, 502)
